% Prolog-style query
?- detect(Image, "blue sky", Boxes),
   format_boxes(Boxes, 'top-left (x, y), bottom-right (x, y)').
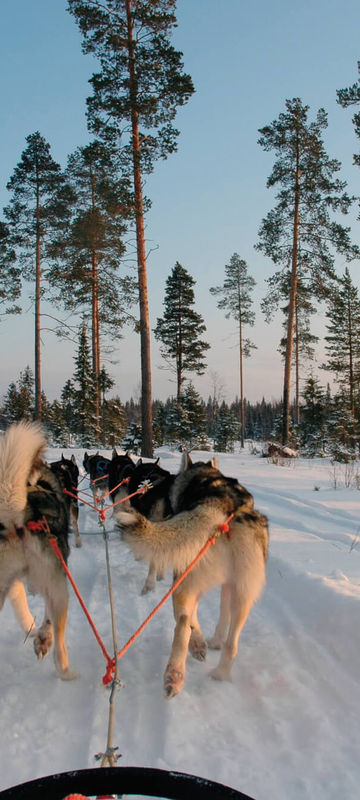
top-left (1, 0), bottom-right (360, 404)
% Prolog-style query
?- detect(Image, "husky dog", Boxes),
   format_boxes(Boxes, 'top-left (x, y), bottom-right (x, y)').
top-left (116, 453), bottom-right (268, 698)
top-left (110, 452), bottom-right (174, 594)
top-left (83, 451), bottom-right (111, 504)
top-left (125, 458), bottom-right (174, 594)
top-left (50, 454), bottom-right (81, 547)
top-left (0, 422), bottom-right (77, 680)
top-left (108, 450), bottom-right (136, 505)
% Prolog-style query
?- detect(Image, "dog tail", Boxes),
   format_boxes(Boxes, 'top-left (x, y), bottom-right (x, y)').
top-left (0, 421), bottom-right (47, 528)
top-left (115, 501), bottom-right (229, 574)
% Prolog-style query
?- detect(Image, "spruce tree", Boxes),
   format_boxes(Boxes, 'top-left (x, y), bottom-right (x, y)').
top-left (321, 268), bottom-right (360, 415)
top-left (72, 324), bottom-right (98, 446)
top-left (214, 403), bottom-right (239, 453)
top-left (102, 396), bottom-right (127, 447)
top-left (299, 376), bottom-right (327, 456)
top-left (68, 0), bottom-right (195, 457)
top-left (154, 262), bottom-right (210, 399)
top-left (2, 366), bottom-right (34, 422)
top-left (256, 98), bottom-right (359, 445)
top-left (3, 132), bottom-right (72, 419)
top-left (210, 253), bottom-right (256, 448)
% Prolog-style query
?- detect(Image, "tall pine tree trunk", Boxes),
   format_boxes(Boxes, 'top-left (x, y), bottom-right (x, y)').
top-left (295, 303), bottom-right (300, 425)
top-left (126, 0), bottom-right (153, 456)
top-left (238, 304), bottom-right (245, 449)
top-left (347, 295), bottom-right (354, 416)
top-left (92, 248), bottom-right (101, 438)
top-left (282, 146), bottom-right (300, 445)
top-left (35, 173), bottom-right (42, 421)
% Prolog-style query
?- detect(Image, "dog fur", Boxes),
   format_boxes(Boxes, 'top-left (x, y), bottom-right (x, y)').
top-left (50, 454), bottom-right (81, 547)
top-left (0, 422), bottom-right (77, 680)
top-left (116, 453), bottom-right (268, 698)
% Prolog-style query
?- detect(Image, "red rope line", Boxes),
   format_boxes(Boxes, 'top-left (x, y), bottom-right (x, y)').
top-left (39, 510), bottom-right (234, 686)
top-left (48, 536), bottom-right (114, 673)
top-left (91, 473), bottom-right (109, 484)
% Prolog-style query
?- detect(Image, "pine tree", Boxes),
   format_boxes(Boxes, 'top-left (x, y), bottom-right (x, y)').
top-left (48, 141), bottom-right (136, 432)
top-left (262, 269), bottom-right (318, 424)
top-left (337, 61), bottom-right (360, 219)
top-left (0, 221), bottom-right (21, 319)
top-left (321, 269), bottom-right (360, 416)
top-left (210, 253), bottom-right (256, 447)
top-left (256, 98), bottom-right (359, 445)
top-left (3, 132), bottom-right (72, 419)
top-left (154, 262), bottom-right (210, 399)
top-left (68, 0), bottom-right (195, 457)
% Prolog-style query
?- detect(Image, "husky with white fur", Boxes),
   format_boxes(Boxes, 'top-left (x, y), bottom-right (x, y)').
top-left (116, 453), bottom-right (268, 698)
top-left (0, 421), bottom-right (77, 680)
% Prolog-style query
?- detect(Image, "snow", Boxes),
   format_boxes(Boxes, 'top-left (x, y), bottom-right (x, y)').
top-left (1, 445), bottom-right (360, 800)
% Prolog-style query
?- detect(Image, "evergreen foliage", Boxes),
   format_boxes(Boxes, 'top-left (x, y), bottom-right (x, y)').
top-left (2, 366), bottom-right (35, 423)
top-left (299, 376), bottom-right (327, 456)
top-left (72, 324), bottom-right (98, 446)
top-left (68, 0), bottom-right (195, 457)
top-left (0, 221), bottom-right (21, 318)
top-left (210, 253), bottom-right (257, 447)
top-left (214, 403), bottom-right (239, 453)
top-left (257, 98), bottom-right (359, 444)
top-left (154, 262), bottom-right (210, 398)
top-left (337, 61), bottom-right (360, 218)
top-left (321, 268), bottom-right (360, 415)
top-left (3, 131), bottom-right (72, 419)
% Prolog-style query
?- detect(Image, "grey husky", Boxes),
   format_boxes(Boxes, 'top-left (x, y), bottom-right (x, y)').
top-left (116, 453), bottom-right (268, 698)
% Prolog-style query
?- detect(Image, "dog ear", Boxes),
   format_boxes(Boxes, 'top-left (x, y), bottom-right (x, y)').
top-left (135, 457), bottom-right (143, 467)
top-left (180, 451), bottom-right (192, 472)
top-left (71, 455), bottom-right (76, 464)
top-left (154, 457), bottom-right (160, 466)
top-left (209, 456), bottom-right (219, 469)
top-left (112, 448), bottom-right (118, 459)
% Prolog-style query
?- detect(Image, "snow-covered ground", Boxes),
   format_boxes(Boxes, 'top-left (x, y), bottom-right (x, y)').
top-left (0, 444), bottom-right (359, 800)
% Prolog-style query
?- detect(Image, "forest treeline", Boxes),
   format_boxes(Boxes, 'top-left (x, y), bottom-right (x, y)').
top-left (1, 3), bottom-right (360, 459)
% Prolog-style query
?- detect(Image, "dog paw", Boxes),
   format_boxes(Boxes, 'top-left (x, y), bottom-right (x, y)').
top-left (207, 635), bottom-right (223, 650)
top-left (189, 635), bottom-right (207, 662)
top-left (33, 623), bottom-right (54, 659)
top-left (58, 667), bottom-right (79, 681)
top-left (210, 665), bottom-right (232, 682)
top-left (74, 536), bottom-right (82, 548)
top-left (141, 582), bottom-right (155, 595)
top-left (163, 666), bottom-right (184, 699)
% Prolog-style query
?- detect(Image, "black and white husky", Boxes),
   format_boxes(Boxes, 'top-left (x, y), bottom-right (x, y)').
top-left (116, 452), bottom-right (268, 698)
top-left (50, 454), bottom-right (81, 547)
top-left (110, 451), bottom-right (174, 594)
top-left (83, 451), bottom-right (111, 504)
top-left (0, 422), bottom-right (77, 680)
